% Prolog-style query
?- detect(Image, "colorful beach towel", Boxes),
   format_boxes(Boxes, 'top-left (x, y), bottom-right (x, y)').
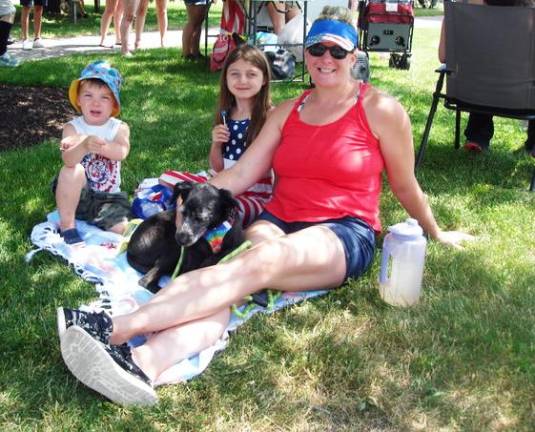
top-left (27, 211), bottom-right (329, 386)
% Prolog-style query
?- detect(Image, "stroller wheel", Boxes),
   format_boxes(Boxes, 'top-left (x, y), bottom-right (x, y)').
top-left (389, 53), bottom-right (411, 70)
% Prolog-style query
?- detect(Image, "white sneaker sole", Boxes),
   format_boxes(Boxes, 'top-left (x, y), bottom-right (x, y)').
top-left (60, 326), bottom-right (158, 406)
top-left (56, 307), bottom-right (67, 338)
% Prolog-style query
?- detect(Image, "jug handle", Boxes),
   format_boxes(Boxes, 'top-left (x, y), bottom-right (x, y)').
top-left (379, 248), bottom-right (390, 284)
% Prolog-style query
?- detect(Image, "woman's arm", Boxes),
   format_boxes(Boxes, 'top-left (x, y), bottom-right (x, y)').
top-left (365, 89), bottom-right (474, 248)
top-left (210, 99), bottom-right (294, 195)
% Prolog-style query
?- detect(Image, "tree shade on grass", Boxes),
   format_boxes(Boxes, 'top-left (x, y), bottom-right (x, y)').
top-left (0, 23), bottom-right (534, 431)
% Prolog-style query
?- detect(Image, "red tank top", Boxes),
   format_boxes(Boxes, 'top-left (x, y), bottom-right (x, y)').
top-left (265, 83), bottom-right (384, 231)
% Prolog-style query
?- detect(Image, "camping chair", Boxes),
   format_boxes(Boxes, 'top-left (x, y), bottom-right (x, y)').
top-left (415, 1), bottom-right (535, 191)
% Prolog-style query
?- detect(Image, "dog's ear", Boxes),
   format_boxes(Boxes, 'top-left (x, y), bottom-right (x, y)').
top-left (172, 181), bottom-right (194, 206)
top-left (218, 188), bottom-right (239, 220)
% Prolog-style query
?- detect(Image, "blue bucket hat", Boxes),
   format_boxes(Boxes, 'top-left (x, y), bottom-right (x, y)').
top-left (305, 19), bottom-right (358, 52)
top-left (69, 60), bottom-right (123, 117)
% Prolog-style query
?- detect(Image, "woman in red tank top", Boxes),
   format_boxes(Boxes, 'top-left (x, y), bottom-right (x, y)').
top-left (58, 6), bottom-right (475, 405)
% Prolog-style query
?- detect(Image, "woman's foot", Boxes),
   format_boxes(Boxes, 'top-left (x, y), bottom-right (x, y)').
top-left (57, 307), bottom-right (113, 343)
top-left (60, 326), bottom-right (157, 406)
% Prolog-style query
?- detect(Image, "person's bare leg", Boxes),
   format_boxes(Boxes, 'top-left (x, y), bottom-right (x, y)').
top-left (134, 0), bottom-right (149, 49)
top-left (55, 164), bottom-right (86, 232)
top-left (33, 5), bottom-right (43, 39)
top-left (131, 308), bottom-right (230, 381)
top-left (266, 1), bottom-right (285, 34)
top-left (155, 0), bottom-right (168, 47)
top-left (190, 4), bottom-right (207, 57)
top-left (120, 0), bottom-right (139, 54)
top-left (113, 0), bottom-right (124, 44)
top-left (109, 220), bottom-right (127, 235)
top-left (182, 4), bottom-right (196, 57)
top-left (108, 222), bottom-right (347, 344)
top-left (285, 4), bottom-right (299, 23)
top-left (99, 0), bottom-right (118, 46)
top-left (20, 6), bottom-right (30, 41)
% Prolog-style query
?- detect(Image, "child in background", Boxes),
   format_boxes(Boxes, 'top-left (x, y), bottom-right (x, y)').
top-left (160, 45), bottom-right (274, 227)
top-left (55, 60), bottom-right (131, 245)
top-left (20, 0), bottom-right (45, 49)
top-left (0, 0), bottom-right (18, 66)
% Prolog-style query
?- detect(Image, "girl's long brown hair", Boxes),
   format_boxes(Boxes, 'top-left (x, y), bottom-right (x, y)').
top-left (214, 44), bottom-right (272, 146)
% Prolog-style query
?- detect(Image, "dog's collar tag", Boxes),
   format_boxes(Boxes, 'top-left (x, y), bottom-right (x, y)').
top-left (203, 221), bottom-right (232, 253)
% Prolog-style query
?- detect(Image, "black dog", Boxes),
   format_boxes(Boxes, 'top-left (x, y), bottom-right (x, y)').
top-left (126, 181), bottom-right (245, 293)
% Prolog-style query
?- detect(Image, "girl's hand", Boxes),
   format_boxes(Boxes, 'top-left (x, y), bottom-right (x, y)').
top-left (434, 230), bottom-right (476, 250)
top-left (212, 124), bottom-right (230, 146)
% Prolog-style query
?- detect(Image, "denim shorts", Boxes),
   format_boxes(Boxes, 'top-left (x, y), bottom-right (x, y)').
top-left (184, 0), bottom-right (209, 6)
top-left (20, 0), bottom-right (47, 7)
top-left (256, 211), bottom-right (376, 281)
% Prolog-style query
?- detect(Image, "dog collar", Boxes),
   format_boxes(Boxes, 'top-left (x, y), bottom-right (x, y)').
top-left (203, 220), bottom-right (233, 253)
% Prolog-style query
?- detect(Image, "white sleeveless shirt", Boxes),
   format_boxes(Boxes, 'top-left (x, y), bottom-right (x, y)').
top-left (68, 116), bottom-right (123, 193)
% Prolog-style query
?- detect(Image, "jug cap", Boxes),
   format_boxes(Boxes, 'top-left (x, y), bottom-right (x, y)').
top-left (388, 218), bottom-right (423, 238)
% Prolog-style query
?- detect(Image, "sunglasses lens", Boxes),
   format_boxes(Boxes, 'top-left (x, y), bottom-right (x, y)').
top-left (330, 45), bottom-right (349, 60)
top-left (307, 44), bottom-right (349, 60)
top-left (308, 44), bottom-right (326, 57)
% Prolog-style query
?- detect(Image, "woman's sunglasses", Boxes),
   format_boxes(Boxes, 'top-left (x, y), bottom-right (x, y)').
top-left (307, 43), bottom-right (351, 60)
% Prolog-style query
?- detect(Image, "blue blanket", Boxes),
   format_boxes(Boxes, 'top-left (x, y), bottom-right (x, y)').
top-left (28, 211), bottom-right (328, 386)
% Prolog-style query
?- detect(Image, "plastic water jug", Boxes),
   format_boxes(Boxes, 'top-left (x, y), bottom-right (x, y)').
top-left (379, 218), bottom-right (427, 307)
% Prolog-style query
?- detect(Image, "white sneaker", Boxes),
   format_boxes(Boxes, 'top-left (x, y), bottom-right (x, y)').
top-left (32, 38), bottom-right (45, 48)
top-left (60, 326), bottom-right (158, 406)
top-left (22, 39), bottom-right (33, 50)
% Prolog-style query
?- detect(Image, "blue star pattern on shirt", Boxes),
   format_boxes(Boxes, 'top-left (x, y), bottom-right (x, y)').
top-left (223, 119), bottom-right (250, 162)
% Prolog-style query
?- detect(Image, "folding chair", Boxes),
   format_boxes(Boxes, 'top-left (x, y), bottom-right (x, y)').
top-left (415, 1), bottom-right (535, 191)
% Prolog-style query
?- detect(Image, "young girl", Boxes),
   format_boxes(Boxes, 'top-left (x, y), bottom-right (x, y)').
top-left (160, 44), bottom-right (274, 227)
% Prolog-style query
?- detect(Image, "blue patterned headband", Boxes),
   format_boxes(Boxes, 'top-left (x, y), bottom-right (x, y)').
top-left (305, 19), bottom-right (358, 52)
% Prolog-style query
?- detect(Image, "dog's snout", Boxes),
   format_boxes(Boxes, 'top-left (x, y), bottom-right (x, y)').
top-left (175, 222), bottom-right (201, 247)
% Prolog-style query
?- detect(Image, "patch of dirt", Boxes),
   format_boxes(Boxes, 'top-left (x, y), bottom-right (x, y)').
top-left (0, 84), bottom-right (76, 151)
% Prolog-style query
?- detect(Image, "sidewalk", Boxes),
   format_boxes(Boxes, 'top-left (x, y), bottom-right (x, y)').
top-left (8, 29), bottom-right (190, 62)
top-left (7, 16), bottom-right (442, 63)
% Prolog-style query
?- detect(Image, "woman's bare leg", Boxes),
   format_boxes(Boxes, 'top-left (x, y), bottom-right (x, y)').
top-left (109, 222), bottom-right (346, 344)
top-left (113, 0), bottom-right (124, 44)
top-left (134, 0), bottom-right (149, 49)
top-left (155, 0), bottom-right (168, 47)
top-left (120, 0), bottom-right (139, 54)
top-left (99, 0), bottom-right (118, 46)
top-left (131, 307), bottom-right (230, 381)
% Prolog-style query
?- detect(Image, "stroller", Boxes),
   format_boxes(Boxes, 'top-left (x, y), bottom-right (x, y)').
top-left (357, 0), bottom-right (415, 69)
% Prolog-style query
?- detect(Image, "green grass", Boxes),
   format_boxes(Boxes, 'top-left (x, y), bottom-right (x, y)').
top-left (12, 2), bottom-right (223, 39)
top-left (1, 23), bottom-right (535, 431)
